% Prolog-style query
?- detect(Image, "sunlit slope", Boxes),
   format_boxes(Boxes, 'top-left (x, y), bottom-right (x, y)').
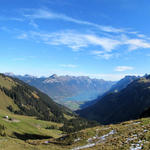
top-left (67, 117), bottom-right (150, 150)
top-left (0, 109), bottom-right (65, 150)
top-left (0, 73), bottom-right (74, 123)
top-left (0, 74), bottom-right (19, 112)
top-left (1, 110), bottom-right (150, 150)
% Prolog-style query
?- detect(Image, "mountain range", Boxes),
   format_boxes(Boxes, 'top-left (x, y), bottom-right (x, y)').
top-left (6, 73), bottom-right (115, 110)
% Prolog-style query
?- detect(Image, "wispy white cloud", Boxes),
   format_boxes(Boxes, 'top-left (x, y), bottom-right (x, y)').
top-left (91, 50), bottom-right (113, 59)
top-left (23, 9), bottom-right (125, 33)
top-left (29, 20), bottom-right (38, 28)
top-left (12, 55), bottom-right (36, 62)
top-left (22, 30), bottom-right (122, 52)
top-left (137, 34), bottom-right (147, 38)
top-left (91, 50), bottom-right (104, 55)
top-left (17, 33), bottom-right (28, 39)
top-left (0, 26), bottom-right (11, 32)
top-left (0, 16), bottom-right (24, 22)
top-left (9, 17), bottom-right (24, 22)
top-left (115, 66), bottom-right (134, 72)
top-left (125, 38), bottom-right (150, 51)
top-left (99, 53), bottom-right (113, 60)
top-left (59, 64), bottom-right (77, 68)
top-left (16, 30), bottom-right (150, 57)
top-left (85, 35), bottom-right (121, 52)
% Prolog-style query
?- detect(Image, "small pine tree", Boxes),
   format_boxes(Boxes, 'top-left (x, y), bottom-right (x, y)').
top-left (0, 124), bottom-right (6, 136)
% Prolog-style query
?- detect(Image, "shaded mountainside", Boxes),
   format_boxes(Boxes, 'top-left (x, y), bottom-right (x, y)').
top-left (108, 75), bottom-right (138, 93)
top-left (9, 73), bottom-right (115, 110)
top-left (141, 107), bottom-right (150, 118)
top-left (78, 75), bottom-right (150, 125)
top-left (79, 75), bottom-right (138, 109)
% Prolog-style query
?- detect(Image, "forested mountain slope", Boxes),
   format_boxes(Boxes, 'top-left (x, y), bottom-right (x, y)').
top-left (79, 75), bottom-right (138, 109)
top-left (0, 73), bottom-right (73, 123)
top-left (78, 75), bottom-right (150, 124)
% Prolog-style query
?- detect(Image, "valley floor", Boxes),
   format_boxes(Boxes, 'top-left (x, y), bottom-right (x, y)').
top-left (1, 109), bottom-right (150, 150)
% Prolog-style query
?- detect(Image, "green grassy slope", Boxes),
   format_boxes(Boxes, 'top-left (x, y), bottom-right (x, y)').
top-left (0, 109), bottom-right (65, 150)
top-left (0, 73), bottom-right (74, 123)
top-left (0, 90), bottom-right (19, 112)
top-left (1, 109), bottom-right (150, 150)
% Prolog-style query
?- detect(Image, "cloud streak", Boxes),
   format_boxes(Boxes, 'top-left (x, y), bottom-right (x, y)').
top-left (22, 30), bottom-right (122, 52)
top-left (91, 50), bottom-right (113, 59)
top-left (17, 33), bottom-right (28, 39)
top-left (23, 9), bottom-right (125, 33)
top-left (18, 30), bottom-right (150, 57)
top-left (125, 39), bottom-right (150, 50)
top-left (115, 66), bottom-right (134, 72)
top-left (60, 64), bottom-right (77, 68)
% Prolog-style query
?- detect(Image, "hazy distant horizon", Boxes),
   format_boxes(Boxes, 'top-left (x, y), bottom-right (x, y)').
top-left (3, 71), bottom-right (144, 81)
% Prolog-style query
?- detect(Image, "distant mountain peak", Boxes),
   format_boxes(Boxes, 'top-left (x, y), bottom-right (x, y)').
top-left (49, 74), bottom-right (58, 79)
top-left (145, 74), bottom-right (150, 79)
top-left (5, 72), bottom-right (15, 77)
top-left (24, 74), bottom-right (36, 78)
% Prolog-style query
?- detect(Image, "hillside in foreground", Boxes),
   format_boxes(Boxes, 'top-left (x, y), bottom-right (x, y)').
top-left (1, 108), bottom-right (150, 150)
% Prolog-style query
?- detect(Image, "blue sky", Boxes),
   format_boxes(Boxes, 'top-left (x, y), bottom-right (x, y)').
top-left (0, 0), bottom-right (150, 80)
